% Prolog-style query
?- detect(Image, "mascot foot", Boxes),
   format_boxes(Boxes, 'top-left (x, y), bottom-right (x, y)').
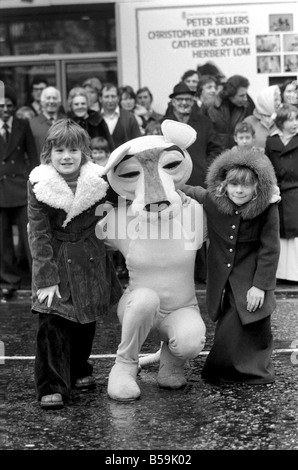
top-left (108, 362), bottom-right (140, 402)
top-left (157, 343), bottom-right (187, 389)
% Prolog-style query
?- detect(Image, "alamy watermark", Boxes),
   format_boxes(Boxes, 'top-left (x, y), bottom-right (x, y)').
top-left (95, 199), bottom-right (202, 251)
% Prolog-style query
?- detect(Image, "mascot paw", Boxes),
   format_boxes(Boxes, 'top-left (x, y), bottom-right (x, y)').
top-left (108, 362), bottom-right (140, 401)
top-left (157, 362), bottom-right (187, 389)
top-left (157, 343), bottom-right (187, 389)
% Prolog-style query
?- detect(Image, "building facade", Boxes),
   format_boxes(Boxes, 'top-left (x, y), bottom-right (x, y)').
top-left (0, 0), bottom-right (297, 113)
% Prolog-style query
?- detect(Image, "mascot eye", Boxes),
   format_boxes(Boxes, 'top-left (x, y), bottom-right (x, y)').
top-left (163, 160), bottom-right (182, 170)
top-left (119, 171), bottom-right (141, 179)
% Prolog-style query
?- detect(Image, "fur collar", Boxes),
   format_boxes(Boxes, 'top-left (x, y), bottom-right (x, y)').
top-left (29, 161), bottom-right (108, 227)
top-left (206, 148), bottom-right (277, 220)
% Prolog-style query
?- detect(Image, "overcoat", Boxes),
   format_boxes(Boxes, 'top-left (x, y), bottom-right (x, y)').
top-left (265, 132), bottom-right (298, 238)
top-left (67, 110), bottom-right (115, 153)
top-left (28, 161), bottom-right (122, 323)
top-left (111, 108), bottom-right (142, 149)
top-left (29, 111), bottom-right (66, 156)
top-left (0, 116), bottom-right (38, 207)
top-left (203, 94), bottom-right (255, 150)
top-left (185, 148), bottom-right (280, 325)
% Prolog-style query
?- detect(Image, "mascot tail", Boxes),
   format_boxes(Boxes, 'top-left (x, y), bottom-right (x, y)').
top-left (138, 343), bottom-right (162, 368)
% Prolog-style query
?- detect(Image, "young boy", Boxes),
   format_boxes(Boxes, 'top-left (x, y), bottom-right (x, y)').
top-left (28, 119), bottom-right (122, 409)
top-left (233, 121), bottom-right (257, 151)
top-left (232, 121), bottom-right (280, 199)
top-left (90, 136), bottom-right (110, 166)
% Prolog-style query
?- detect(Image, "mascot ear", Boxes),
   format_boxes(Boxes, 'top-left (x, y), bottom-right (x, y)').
top-left (161, 120), bottom-right (197, 149)
top-left (99, 142), bottom-right (131, 176)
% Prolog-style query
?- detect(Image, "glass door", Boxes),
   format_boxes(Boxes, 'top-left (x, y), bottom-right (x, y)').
top-left (0, 55), bottom-right (118, 111)
top-left (0, 61), bottom-right (60, 109)
top-left (61, 56), bottom-right (118, 107)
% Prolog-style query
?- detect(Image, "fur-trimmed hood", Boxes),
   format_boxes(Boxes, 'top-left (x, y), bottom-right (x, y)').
top-left (29, 161), bottom-right (108, 227)
top-left (206, 148), bottom-right (278, 219)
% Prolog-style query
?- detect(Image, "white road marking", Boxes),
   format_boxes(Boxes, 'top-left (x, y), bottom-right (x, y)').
top-left (1, 349), bottom-right (298, 360)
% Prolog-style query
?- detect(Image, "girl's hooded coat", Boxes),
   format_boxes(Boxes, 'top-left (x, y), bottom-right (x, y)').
top-left (185, 148), bottom-right (280, 325)
top-left (28, 161), bottom-right (122, 323)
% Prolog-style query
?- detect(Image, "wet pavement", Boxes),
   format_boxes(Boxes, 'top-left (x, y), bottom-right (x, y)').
top-left (1, 282), bottom-right (298, 454)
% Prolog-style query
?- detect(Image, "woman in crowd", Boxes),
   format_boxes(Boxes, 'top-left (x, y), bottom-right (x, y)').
top-left (279, 80), bottom-right (298, 107)
top-left (244, 84), bottom-right (281, 148)
top-left (265, 104), bottom-right (298, 283)
top-left (67, 87), bottom-right (114, 152)
top-left (203, 74), bottom-right (255, 150)
top-left (119, 85), bottom-right (147, 135)
top-left (197, 75), bottom-right (218, 110)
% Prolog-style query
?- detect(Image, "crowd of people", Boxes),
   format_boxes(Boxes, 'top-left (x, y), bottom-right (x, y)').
top-left (0, 62), bottom-right (298, 409)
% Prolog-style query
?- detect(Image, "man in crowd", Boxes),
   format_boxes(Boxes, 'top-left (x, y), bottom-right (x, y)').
top-left (0, 85), bottom-right (38, 301)
top-left (26, 76), bottom-right (48, 116)
top-left (100, 83), bottom-right (141, 149)
top-left (29, 86), bottom-right (66, 156)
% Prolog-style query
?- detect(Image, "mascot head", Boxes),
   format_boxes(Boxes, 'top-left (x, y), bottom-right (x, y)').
top-left (100, 120), bottom-right (196, 219)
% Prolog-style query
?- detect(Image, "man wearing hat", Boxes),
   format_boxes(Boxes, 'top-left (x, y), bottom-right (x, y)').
top-left (0, 85), bottom-right (38, 301)
top-left (163, 81), bottom-right (223, 284)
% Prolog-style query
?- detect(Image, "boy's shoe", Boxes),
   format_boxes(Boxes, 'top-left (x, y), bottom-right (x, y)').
top-left (40, 393), bottom-right (64, 410)
top-left (1, 288), bottom-right (17, 303)
top-left (75, 376), bottom-right (96, 390)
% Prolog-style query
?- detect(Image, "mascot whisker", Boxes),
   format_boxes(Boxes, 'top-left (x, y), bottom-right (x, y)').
top-left (96, 120), bottom-right (206, 401)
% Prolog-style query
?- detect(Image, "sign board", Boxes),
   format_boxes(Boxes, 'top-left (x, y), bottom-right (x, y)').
top-left (131, 1), bottom-right (298, 113)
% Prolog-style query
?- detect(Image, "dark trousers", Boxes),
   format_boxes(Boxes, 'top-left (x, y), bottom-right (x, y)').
top-left (0, 205), bottom-right (32, 291)
top-left (34, 313), bottom-right (96, 401)
top-left (195, 243), bottom-right (207, 283)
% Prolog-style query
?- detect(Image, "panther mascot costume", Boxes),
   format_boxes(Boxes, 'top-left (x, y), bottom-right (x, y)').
top-left (96, 120), bottom-right (206, 401)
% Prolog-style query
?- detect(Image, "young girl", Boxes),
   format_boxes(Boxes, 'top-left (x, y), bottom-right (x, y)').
top-left (27, 119), bottom-right (122, 409)
top-left (184, 148), bottom-right (280, 384)
top-left (265, 104), bottom-right (298, 283)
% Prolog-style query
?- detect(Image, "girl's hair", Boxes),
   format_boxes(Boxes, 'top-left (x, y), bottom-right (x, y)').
top-left (274, 103), bottom-right (298, 130)
top-left (216, 166), bottom-right (258, 197)
top-left (40, 119), bottom-right (91, 164)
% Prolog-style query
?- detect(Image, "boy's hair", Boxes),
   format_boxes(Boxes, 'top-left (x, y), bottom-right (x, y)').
top-left (40, 119), bottom-right (91, 164)
top-left (216, 166), bottom-right (258, 197)
top-left (274, 103), bottom-right (298, 130)
top-left (90, 136), bottom-right (109, 151)
top-left (234, 121), bottom-right (255, 137)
